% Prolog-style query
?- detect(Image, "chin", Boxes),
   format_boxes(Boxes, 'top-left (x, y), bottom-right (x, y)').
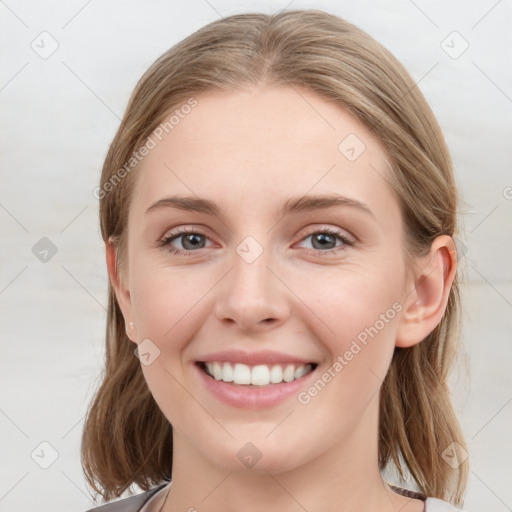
top-left (205, 438), bottom-right (304, 475)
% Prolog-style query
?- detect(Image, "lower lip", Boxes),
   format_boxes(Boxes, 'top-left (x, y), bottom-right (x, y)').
top-left (194, 363), bottom-right (317, 409)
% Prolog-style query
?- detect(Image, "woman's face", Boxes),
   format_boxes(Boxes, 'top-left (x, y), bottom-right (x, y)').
top-left (115, 85), bottom-right (418, 475)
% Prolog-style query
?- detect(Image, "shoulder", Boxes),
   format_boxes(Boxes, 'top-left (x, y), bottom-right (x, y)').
top-left (83, 483), bottom-right (168, 512)
top-left (388, 485), bottom-right (468, 512)
top-left (425, 497), bottom-right (469, 511)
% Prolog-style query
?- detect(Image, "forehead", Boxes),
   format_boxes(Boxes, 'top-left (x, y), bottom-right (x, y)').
top-left (131, 85), bottom-right (398, 221)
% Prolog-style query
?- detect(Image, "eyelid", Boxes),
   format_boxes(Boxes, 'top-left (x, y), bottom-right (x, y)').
top-left (298, 225), bottom-right (356, 245)
top-left (159, 226), bottom-right (215, 248)
top-left (159, 224), bottom-right (356, 256)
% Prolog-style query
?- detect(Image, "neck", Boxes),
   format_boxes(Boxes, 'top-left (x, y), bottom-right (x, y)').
top-left (161, 399), bottom-right (417, 512)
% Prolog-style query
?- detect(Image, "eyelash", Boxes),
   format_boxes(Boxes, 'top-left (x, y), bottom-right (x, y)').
top-left (158, 226), bottom-right (355, 257)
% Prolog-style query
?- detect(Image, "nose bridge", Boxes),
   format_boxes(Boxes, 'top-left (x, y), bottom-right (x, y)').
top-left (214, 234), bottom-right (289, 330)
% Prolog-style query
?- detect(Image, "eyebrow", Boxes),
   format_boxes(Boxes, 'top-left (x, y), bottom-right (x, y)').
top-left (145, 194), bottom-right (375, 219)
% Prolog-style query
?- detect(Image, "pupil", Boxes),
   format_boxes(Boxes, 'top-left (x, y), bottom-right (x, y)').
top-left (313, 233), bottom-right (335, 250)
top-left (183, 234), bottom-right (204, 250)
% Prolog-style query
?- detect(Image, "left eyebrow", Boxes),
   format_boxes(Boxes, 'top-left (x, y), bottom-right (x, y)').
top-left (145, 193), bottom-right (375, 219)
top-left (278, 194), bottom-right (375, 219)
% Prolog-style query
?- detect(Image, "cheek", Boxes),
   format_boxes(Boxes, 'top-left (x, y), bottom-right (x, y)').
top-left (308, 263), bottom-right (403, 343)
top-left (129, 263), bottom-right (209, 422)
top-left (300, 305), bottom-right (400, 426)
top-left (130, 258), bottom-right (208, 338)
top-left (306, 268), bottom-right (402, 395)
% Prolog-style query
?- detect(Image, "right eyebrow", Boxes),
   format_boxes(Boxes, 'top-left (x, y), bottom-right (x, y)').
top-left (146, 196), bottom-right (221, 216)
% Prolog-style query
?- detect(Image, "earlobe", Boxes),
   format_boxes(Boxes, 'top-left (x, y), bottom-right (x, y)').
top-left (395, 235), bottom-right (457, 348)
top-left (105, 239), bottom-right (136, 343)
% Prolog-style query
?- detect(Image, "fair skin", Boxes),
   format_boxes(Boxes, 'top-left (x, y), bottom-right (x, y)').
top-left (107, 84), bottom-right (456, 512)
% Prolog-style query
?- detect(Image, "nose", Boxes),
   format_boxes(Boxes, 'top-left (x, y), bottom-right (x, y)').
top-left (214, 243), bottom-right (290, 333)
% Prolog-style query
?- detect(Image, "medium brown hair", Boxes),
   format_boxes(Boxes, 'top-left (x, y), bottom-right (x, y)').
top-left (81, 9), bottom-right (468, 504)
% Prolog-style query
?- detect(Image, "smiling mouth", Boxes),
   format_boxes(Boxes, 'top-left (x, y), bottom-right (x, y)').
top-left (196, 361), bottom-right (318, 387)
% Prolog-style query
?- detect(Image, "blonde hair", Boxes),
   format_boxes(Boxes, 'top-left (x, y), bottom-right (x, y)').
top-left (81, 9), bottom-right (468, 504)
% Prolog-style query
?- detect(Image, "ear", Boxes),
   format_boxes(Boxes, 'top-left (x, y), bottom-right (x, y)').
top-left (395, 235), bottom-right (457, 348)
top-left (106, 238), bottom-right (137, 344)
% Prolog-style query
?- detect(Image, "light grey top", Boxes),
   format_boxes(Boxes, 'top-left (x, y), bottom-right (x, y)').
top-left (84, 482), bottom-right (468, 511)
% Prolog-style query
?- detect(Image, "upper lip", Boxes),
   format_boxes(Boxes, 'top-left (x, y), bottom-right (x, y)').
top-left (197, 349), bottom-right (318, 366)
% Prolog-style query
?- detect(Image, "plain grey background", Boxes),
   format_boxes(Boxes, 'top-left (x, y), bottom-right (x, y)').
top-left (1, 1), bottom-right (511, 511)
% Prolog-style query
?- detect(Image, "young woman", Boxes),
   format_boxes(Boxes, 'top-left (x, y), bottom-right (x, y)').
top-left (82, 9), bottom-right (469, 512)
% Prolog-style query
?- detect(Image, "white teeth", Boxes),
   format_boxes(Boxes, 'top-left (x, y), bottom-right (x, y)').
top-left (294, 364), bottom-right (309, 379)
top-left (251, 364), bottom-right (270, 386)
top-left (283, 364), bottom-right (295, 383)
top-left (269, 365), bottom-right (282, 384)
top-left (203, 361), bottom-right (314, 386)
top-left (233, 363), bottom-right (251, 384)
top-left (221, 362), bottom-right (234, 382)
top-left (213, 362), bottom-right (223, 381)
